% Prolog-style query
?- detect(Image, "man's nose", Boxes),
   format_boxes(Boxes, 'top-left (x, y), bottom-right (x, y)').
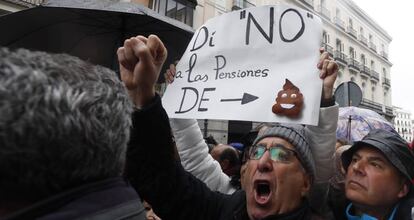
top-left (351, 160), bottom-right (366, 176)
top-left (257, 150), bottom-right (273, 172)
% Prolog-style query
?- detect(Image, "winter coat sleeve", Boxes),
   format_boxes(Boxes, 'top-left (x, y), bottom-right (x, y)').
top-left (170, 118), bottom-right (236, 194)
top-left (124, 95), bottom-right (238, 220)
top-left (305, 104), bottom-right (339, 183)
top-left (305, 104), bottom-right (338, 216)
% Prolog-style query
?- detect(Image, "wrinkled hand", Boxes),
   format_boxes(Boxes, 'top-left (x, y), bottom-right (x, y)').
top-left (317, 47), bottom-right (338, 101)
top-left (117, 35), bottom-right (167, 107)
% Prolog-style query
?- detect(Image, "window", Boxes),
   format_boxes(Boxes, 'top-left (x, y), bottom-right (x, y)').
top-left (152, 0), bottom-right (195, 26)
top-left (336, 8), bottom-right (341, 18)
top-left (349, 47), bottom-right (355, 59)
top-left (360, 54), bottom-right (366, 65)
top-left (362, 82), bottom-right (366, 97)
top-left (369, 34), bottom-right (373, 43)
top-left (323, 31), bottom-right (330, 44)
top-left (336, 39), bottom-right (343, 51)
top-left (360, 27), bottom-right (364, 35)
top-left (371, 86), bottom-right (375, 102)
top-left (371, 60), bottom-right (375, 71)
top-left (349, 18), bottom-right (353, 28)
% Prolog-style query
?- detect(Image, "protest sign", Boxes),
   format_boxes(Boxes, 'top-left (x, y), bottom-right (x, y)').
top-left (162, 3), bottom-right (322, 125)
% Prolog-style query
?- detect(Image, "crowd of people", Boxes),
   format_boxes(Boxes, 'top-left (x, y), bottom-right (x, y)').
top-left (0, 33), bottom-right (413, 220)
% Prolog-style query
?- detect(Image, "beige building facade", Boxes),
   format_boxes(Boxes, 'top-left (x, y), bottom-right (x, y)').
top-left (394, 107), bottom-right (413, 143)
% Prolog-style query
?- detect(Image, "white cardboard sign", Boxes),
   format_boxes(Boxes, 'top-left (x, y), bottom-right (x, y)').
top-left (162, 4), bottom-right (322, 125)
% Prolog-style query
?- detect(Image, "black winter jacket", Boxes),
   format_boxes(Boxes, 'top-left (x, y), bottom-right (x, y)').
top-left (125, 95), bottom-right (323, 220)
top-left (2, 177), bottom-right (145, 220)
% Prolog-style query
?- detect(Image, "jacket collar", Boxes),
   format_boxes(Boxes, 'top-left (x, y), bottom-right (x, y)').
top-left (346, 203), bottom-right (399, 220)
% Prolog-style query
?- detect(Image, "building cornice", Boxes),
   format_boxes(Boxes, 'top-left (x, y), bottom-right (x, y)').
top-left (340, 0), bottom-right (392, 42)
top-left (295, 0), bottom-right (392, 66)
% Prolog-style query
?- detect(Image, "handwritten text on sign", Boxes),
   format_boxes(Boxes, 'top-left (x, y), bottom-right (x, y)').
top-left (162, 4), bottom-right (322, 125)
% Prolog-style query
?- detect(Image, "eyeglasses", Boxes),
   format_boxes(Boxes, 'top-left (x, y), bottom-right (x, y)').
top-left (248, 144), bottom-right (297, 163)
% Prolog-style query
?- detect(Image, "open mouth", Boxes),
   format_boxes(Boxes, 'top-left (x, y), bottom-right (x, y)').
top-left (280, 103), bottom-right (295, 109)
top-left (254, 181), bottom-right (271, 205)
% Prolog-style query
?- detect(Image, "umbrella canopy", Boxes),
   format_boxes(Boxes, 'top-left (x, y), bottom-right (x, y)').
top-left (0, 0), bottom-right (194, 80)
top-left (336, 106), bottom-right (395, 143)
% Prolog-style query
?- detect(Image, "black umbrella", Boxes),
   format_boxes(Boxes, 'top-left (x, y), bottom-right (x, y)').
top-left (0, 0), bottom-right (194, 81)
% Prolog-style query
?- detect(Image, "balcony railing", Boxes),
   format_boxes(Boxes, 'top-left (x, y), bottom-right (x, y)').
top-left (361, 98), bottom-right (383, 113)
top-left (385, 106), bottom-right (394, 117)
top-left (360, 65), bottom-right (371, 77)
top-left (334, 17), bottom-right (345, 30)
top-left (348, 58), bottom-right (360, 72)
top-left (334, 50), bottom-right (347, 65)
top-left (359, 34), bottom-right (368, 46)
top-left (3, 0), bottom-right (44, 7)
top-left (232, 0), bottom-right (254, 10)
top-left (323, 43), bottom-right (334, 56)
top-left (300, 0), bottom-right (314, 8)
top-left (347, 26), bottom-right (357, 38)
top-left (370, 70), bottom-right (379, 81)
top-left (369, 42), bottom-right (377, 52)
top-left (381, 51), bottom-right (389, 60)
top-left (318, 5), bottom-right (330, 20)
top-left (382, 77), bottom-right (391, 87)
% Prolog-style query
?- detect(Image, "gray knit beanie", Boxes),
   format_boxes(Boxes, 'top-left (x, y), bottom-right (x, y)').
top-left (251, 124), bottom-right (316, 182)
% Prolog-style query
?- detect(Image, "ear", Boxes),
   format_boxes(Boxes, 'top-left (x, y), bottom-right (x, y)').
top-left (397, 182), bottom-right (409, 199)
top-left (300, 174), bottom-right (311, 197)
top-left (220, 159), bottom-right (230, 171)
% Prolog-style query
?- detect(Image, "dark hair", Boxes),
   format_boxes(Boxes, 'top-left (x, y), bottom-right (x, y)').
top-left (219, 147), bottom-right (240, 167)
top-left (0, 48), bottom-right (133, 204)
top-left (205, 135), bottom-right (218, 152)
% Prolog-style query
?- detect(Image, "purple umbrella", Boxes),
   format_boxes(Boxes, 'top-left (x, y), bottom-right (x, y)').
top-left (336, 106), bottom-right (395, 142)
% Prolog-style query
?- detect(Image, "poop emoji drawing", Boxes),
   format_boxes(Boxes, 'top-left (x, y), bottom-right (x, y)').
top-left (272, 79), bottom-right (304, 118)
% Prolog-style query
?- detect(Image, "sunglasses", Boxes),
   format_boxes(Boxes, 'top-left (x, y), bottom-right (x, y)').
top-left (248, 143), bottom-right (297, 163)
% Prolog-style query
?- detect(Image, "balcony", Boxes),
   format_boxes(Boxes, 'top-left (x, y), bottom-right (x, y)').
top-left (360, 65), bottom-right (371, 77)
top-left (3, 0), bottom-right (44, 7)
top-left (369, 42), bottom-right (377, 52)
top-left (370, 70), bottom-right (379, 81)
top-left (232, 0), bottom-right (254, 10)
top-left (347, 26), bottom-right (357, 38)
top-left (360, 99), bottom-right (383, 114)
top-left (323, 43), bottom-right (334, 56)
top-left (381, 51), bottom-right (389, 60)
top-left (299, 0), bottom-right (314, 8)
top-left (334, 17), bottom-right (345, 30)
top-left (385, 106), bottom-right (394, 117)
top-left (382, 77), bottom-right (391, 87)
top-left (334, 50), bottom-right (348, 66)
top-left (318, 5), bottom-right (331, 20)
top-left (347, 58), bottom-right (360, 72)
top-left (359, 34), bottom-right (368, 46)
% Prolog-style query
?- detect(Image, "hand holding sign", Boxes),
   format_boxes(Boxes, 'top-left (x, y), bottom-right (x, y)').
top-left (117, 35), bottom-right (167, 107)
top-left (318, 48), bottom-right (338, 101)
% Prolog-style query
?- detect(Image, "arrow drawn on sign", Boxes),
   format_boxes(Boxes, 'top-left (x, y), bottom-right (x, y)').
top-left (220, 93), bottom-right (259, 105)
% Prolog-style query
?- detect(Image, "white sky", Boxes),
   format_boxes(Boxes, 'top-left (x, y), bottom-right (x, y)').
top-left (353, 1), bottom-right (414, 113)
